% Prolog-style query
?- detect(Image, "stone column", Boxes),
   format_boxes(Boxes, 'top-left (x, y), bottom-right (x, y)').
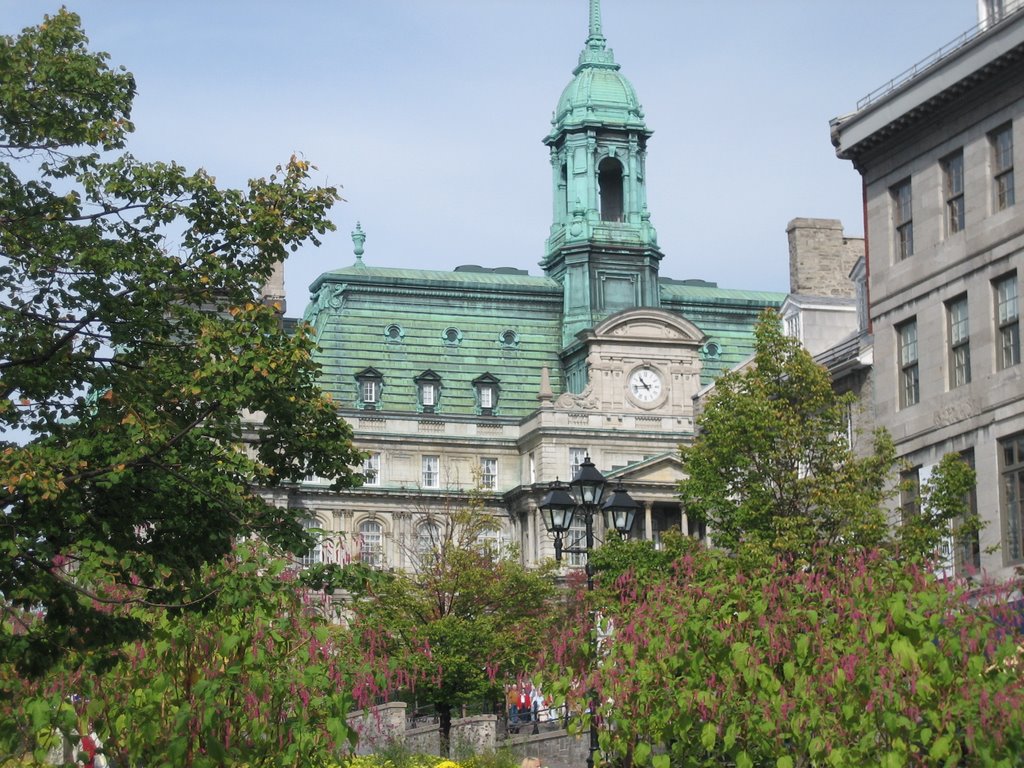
top-left (643, 501), bottom-right (653, 541)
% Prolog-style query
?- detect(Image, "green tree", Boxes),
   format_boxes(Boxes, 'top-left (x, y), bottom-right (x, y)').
top-left (679, 312), bottom-right (897, 562)
top-left (347, 499), bottom-right (556, 756)
top-left (1, 10), bottom-right (362, 673)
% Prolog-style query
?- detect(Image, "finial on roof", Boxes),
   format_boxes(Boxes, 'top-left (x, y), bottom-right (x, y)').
top-left (588, 0), bottom-right (605, 47)
top-left (577, 0), bottom-right (616, 71)
top-left (351, 221), bottom-right (366, 261)
top-left (537, 366), bottom-right (554, 406)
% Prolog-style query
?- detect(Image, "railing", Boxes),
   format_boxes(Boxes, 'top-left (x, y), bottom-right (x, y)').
top-left (504, 704), bottom-right (569, 737)
top-left (403, 700), bottom-right (572, 739)
top-left (856, 3), bottom-right (1024, 111)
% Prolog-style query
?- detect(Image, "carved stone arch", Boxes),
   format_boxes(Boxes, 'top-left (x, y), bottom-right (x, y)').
top-left (593, 308), bottom-right (707, 345)
top-left (597, 155), bottom-right (625, 222)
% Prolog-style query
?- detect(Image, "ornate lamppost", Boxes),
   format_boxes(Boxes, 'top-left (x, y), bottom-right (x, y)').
top-left (539, 456), bottom-right (639, 768)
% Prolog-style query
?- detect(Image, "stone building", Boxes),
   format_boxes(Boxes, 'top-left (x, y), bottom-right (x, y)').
top-left (266, 1), bottom-right (787, 570)
top-left (830, 1), bottom-right (1024, 580)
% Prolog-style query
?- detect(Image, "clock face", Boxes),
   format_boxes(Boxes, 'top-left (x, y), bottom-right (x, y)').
top-left (629, 368), bottom-right (662, 403)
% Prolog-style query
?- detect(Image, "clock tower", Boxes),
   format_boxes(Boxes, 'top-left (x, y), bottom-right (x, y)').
top-left (542, 0), bottom-right (664, 348)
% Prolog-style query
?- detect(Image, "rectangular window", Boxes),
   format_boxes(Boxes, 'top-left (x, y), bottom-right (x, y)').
top-left (362, 452), bottom-right (380, 486)
top-left (943, 150), bottom-right (965, 234)
top-left (900, 467), bottom-right (921, 526)
top-left (898, 319), bottom-right (919, 408)
top-left (995, 273), bottom-right (1020, 369)
top-left (992, 123), bottom-right (1015, 211)
top-left (784, 312), bottom-right (801, 341)
top-left (947, 295), bottom-right (971, 388)
top-left (480, 457), bottom-right (498, 490)
top-left (362, 379), bottom-right (379, 404)
top-left (1000, 433), bottom-right (1024, 562)
top-left (421, 383), bottom-right (436, 407)
top-left (569, 447), bottom-right (588, 480)
top-left (892, 178), bottom-right (914, 260)
top-left (480, 386), bottom-right (494, 409)
top-left (568, 516), bottom-right (587, 568)
top-left (957, 450), bottom-right (981, 575)
top-left (421, 455), bottom-right (440, 489)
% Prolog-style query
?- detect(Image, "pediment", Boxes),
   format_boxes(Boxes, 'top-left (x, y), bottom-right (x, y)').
top-left (606, 452), bottom-right (685, 485)
top-left (592, 308), bottom-right (706, 344)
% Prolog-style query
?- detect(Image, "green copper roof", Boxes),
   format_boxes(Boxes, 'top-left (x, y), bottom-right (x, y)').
top-left (305, 265), bottom-right (566, 419)
top-left (310, 263), bottom-right (559, 293)
top-left (659, 281), bottom-right (786, 384)
top-left (301, 259), bottom-right (785, 413)
top-left (548, 0), bottom-right (647, 138)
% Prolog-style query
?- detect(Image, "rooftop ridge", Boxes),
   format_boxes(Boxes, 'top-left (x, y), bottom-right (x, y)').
top-left (855, 4), bottom-right (1024, 111)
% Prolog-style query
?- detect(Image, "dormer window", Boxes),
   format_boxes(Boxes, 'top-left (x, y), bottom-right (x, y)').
top-left (355, 367), bottom-right (384, 410)
top-left (499, 329), bottom-right (519, 348)
top-left (442, 327), bottom-right (463, 346)
top-left (473, 373), bottom-right (500, 416)
top-left (414, 370), bottom-right (442, 413)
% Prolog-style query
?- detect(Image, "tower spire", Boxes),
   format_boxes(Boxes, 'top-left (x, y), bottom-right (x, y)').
top-left (587, 0), bottom-right (605, 47)
top-left (576, 0), bottom-right (616, 71)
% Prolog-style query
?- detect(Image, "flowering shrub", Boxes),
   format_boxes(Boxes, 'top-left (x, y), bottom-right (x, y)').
top-left (542, 545), bottom-right (1024, 767)
top-left (1, 543), bottom-right (399, 767)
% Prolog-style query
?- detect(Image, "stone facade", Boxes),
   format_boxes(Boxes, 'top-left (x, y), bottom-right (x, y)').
top-left (832, 6), bottom-right (1024, 579)
top-left (786, 218), bottom-right (864, 298)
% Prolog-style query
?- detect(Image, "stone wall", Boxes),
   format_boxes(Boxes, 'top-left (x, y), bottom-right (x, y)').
top-left (348, 701), bottom-right (409, 755)
top-left (450, 715), bottom-right (498, 758)
top-left (405, 723), bottom-right (442, 756)
top-left (787, 218), bottom-right (863, 297)
top-left (347, 702), bottom-right (596, 768)
top-left (502, 729), bottom-right (591, 768)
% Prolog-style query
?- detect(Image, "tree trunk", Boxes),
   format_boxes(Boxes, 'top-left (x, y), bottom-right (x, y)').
top-left (438, 702), bottom-right (452, 758)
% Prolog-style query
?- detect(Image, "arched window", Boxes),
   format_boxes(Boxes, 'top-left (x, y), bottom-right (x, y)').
top-left (476, 527), bottom-right (504, 557)
top-left (301, 517), bottom-right (323, 567)
top-left (598, 157), bottom-right (624, 222)
top-left (415, 520), bottom-right (442, 568)
top-left (359, 519), bottom-right (384, 568)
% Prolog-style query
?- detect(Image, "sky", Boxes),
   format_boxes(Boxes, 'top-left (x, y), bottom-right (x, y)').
top-left (4, 1), bottom-right (980, 313)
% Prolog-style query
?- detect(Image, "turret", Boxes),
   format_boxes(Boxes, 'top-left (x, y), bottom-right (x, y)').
top-left (543, 0), bottom-right (663, 346)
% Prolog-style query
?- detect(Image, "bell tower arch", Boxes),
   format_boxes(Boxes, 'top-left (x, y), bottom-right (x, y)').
top-left (542, 0), bottom-right (664, 347)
